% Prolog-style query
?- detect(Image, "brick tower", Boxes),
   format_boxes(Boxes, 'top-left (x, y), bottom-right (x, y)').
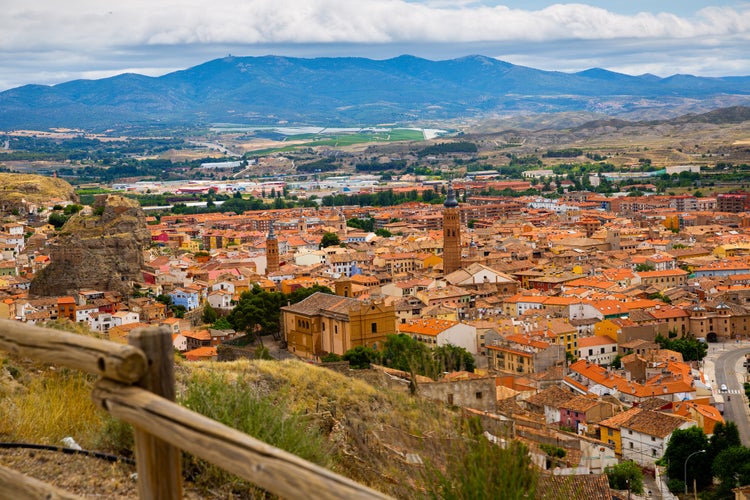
top-left (266, 221), bottom-right (280, 274)
top-left (442, 180), bottom-right (461, 275)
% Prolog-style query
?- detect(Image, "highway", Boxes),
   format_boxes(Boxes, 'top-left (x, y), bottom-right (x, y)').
top-left (713, 346), bottom-right (750, 446)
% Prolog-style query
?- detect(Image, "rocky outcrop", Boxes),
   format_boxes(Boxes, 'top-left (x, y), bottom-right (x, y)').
top-left (30, 194), bottom-right (150, 297)
top-left (0, 173), bottom-right (78, 214)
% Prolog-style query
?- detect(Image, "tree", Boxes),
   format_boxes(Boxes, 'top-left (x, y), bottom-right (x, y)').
top-left (662, 426), bottom-right (712, 492)
top-left (434, 344), bottom-right (476, 373)
top-left (227, 286), bottom-right (285, 342)
top-left (655, 333), bottom-right (707, 361)
top-left (201, 303), bottom-right (218, 324)
top-left (605, 461), bottom-right (644, 494)
top-left (319, 232), bottom-right (341, 248)
top-left (342, 346), bottom-right (380, 369)
top-left (48, 212), bottom-right (69, 229)
top-left (713, 446), bottom-right (750, 494)
top-left (212, 317), bottom-right (232, 330)
top-left (634, 263), bottom-right (655, 272)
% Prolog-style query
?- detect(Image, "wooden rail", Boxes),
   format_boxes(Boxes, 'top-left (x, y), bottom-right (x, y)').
top-left (0, 322), bottom-right (389, 499)
top-left (0, 318), bottom-right (147, 383)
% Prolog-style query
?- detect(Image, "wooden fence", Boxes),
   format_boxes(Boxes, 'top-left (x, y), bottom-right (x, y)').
top-left (0, 319), bottom-right (389, 499)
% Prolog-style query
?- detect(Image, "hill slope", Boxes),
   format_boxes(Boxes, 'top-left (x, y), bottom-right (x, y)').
top-left (1, 55), bottom-right (750, 129)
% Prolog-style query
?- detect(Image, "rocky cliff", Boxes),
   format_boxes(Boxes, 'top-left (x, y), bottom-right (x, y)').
top-left (0, 173), bottom-right (78, 214)
top-left (30, 194), bottom-right (150, 297)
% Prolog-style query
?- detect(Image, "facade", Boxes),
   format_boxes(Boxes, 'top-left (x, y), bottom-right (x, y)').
top-left (577, 335), bottom-right (618, 365)
top-left (281, 292), bottom-right (396, 360)
top-left (169, 288), bottom-right (200, 311)
top-left (266, 221), bottom-right (280, 274)
top-left (620, 410), bottom-right (695, 466)
top-left (398, 318), bottom-right (478, 354)
top-left (485, 334), bottom-right (565, 374)
top-left (442, 181), bottom-right (462, 275)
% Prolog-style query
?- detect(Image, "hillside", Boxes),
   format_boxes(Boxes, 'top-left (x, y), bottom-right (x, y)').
top-left (1, 55), bottom-right (750, 130)
top-left (0, 348), bottom-right (531, 498)
top-left (0, 173), bottom-right (77, 213)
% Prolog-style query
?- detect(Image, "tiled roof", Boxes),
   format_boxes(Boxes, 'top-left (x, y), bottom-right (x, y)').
top-left (622, 409), bottom-right (691, 438)
top-left (578, 335), bottom-right (616, 348)
top-left (399, 318), bottom-right (459, 337)
top-left (536, 473), bottom-right (612, 500)
top-left (281, 291), bottom-right (359, 316)
top-left (526, 386), bottom-right (575, 408)
top-left (598, 407), bottom-right (643, 429)
top-left (561, 395), bottom-right (600, 413)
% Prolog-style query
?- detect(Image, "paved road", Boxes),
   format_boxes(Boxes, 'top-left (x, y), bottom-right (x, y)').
top-left (713, 346), bottom-right (750, 445)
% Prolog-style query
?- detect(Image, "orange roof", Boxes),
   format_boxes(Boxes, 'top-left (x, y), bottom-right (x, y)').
top-left (185, 346), bottom-right (218, 361)
top-left (398, 318), bottom-right (459, 337)
top-left (578, 336), bottom-right (616, 348)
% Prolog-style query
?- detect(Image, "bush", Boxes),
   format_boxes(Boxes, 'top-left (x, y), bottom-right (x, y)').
top-left (180, 371), bottom-right (332, 496)
top-left (605, 461), bottom-right (644, 494)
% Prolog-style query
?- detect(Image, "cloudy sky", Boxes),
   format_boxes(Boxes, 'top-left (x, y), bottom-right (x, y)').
top-left (2, 0), bottom-right (749, 91)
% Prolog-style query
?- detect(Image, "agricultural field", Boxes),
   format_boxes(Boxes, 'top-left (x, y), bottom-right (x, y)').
top-left (209, 125), bottom-right (443, 155)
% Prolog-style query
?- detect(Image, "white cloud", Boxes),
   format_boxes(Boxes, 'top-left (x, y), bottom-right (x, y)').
top-left (1, 0), bottom-right (749, 89)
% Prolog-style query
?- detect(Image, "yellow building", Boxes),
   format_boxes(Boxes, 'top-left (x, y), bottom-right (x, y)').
top-left (281, 292), bottom-right (396, 360)
top-left (598, 407), bottom-right (643, 456)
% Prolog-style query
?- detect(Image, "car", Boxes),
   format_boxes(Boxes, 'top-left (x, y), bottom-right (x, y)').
top-left (720, 384), bottom-right (728, 392)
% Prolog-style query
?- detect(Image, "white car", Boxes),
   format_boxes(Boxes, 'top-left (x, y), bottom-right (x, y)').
top-left (720, 384), bottom-right (728, 392)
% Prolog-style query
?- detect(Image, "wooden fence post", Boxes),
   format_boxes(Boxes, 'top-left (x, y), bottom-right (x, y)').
top-left (129, 327), bottom-right (182, 500)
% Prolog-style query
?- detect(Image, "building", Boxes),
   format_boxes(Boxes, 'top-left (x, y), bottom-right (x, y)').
top-left (266, 221), bottom-right (280, 274)
top-left (619, 409), bottom-right (695, 466)
top-left (398, 318), bottom-right (478, 354)
top-left (281, 292), bottom-right (396, 360)
top-left (442, 180), bottom-right (462, 275)
top-left (577, 335), bottom-right (618, 365)
top-left (485, 334), bottom-right (565, 375)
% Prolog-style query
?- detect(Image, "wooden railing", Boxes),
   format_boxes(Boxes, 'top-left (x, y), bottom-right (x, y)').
top-left (0, 319), bottom-right (388, 499)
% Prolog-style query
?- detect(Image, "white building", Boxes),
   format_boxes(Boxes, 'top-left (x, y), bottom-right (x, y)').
top-left (620, 410), bottom-right (695, 466)
top-left (577, 336), bottom-right (618, 365)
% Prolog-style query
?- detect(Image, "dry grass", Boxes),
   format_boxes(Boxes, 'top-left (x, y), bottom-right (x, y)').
top-left (0, 363), bottom-right (106, 449)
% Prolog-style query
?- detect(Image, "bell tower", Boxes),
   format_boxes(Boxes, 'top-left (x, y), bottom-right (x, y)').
top-left (266, 221), bottom-right (280, 274)
top-left (442, 180), bottom-right (461, 275)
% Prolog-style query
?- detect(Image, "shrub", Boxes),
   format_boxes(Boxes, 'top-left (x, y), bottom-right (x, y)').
top-left (180, 371), bottom-right (332, 496)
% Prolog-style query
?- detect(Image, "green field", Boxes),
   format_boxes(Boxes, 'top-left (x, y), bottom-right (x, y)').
top-left (249, 128), bottom-right (428, 155)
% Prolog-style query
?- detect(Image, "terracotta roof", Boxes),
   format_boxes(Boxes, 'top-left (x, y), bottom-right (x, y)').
top-left (281, 291), bottom-right (359, 316)
top-left (578, 336), bottom-right (616, 348)
top-left (622, 409), bottom-right (692, 438)
top-left (536, 473), bottom-right (612, 500)
top-left (561, 395), bottom-right (601, 413)
top-left (526, 386), bottom-right (575, 409)
top-left (598, 407), bottom-right (643, 429)
top-left (399, 318), bottom-right (459, 337)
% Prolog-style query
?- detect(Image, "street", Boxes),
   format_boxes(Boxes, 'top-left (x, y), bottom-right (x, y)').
top-left (712, 345), bottom-right (750, 445)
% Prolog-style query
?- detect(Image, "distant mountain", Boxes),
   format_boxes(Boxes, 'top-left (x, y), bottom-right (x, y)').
top-left (2, 55), bottom-right (750, 130)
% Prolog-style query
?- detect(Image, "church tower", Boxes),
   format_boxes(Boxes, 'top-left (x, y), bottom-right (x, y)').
top-left (266, 221), bottom-right (280, 274)
top-left (442, 180), bottom-right (462, 275)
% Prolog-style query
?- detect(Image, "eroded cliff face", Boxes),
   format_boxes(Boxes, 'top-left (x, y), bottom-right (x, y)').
top-left (30, 194), bottom-right (150, 297)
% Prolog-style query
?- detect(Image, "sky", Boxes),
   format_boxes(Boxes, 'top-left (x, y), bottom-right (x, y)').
top-left (2, 0), bottom-right (750, 91)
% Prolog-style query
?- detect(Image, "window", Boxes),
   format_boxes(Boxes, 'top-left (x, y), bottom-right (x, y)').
top-left (608, 429), bottom-right (613, 436)
top-left (371, 322), bottom-right (377, 334)
top-left (334, 325), bottom-right (338, 334)
top-left (475, 392), bottom-right (483, 400)
top-left (629, 442), bottom-right (633, 448)
top-left (447, 394), bottom-right (454, 405)
top-left (651, 436), bottom-right (656, 442)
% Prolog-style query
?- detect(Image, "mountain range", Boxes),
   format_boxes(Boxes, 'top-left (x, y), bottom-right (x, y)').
top-left (2, 55), bottom-right (750, 130)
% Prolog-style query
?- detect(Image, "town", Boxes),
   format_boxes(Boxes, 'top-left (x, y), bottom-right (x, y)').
top-left (2, 138), bottom-right (750, 497)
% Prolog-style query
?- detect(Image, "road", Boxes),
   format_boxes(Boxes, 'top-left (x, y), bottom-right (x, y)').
top-left (713, 346), bottom-right (750, 445)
